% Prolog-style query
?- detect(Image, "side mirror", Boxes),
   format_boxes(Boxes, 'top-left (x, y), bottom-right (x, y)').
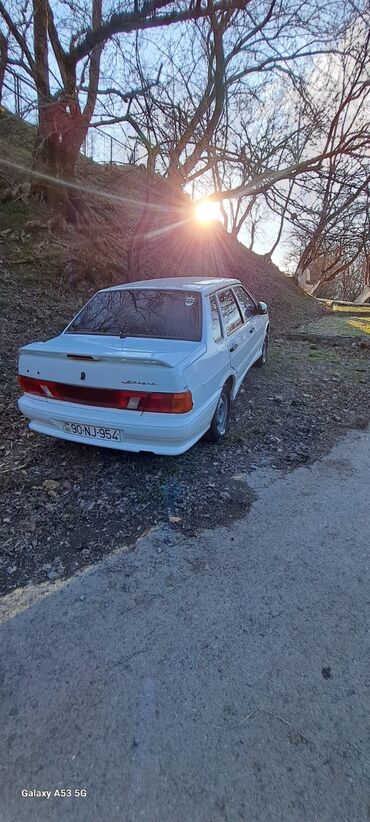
top-left (257, 301), bottom-right (268, 315)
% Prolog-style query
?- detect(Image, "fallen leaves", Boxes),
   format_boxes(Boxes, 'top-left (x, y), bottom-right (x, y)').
top-left (42, 479), bottom-right (60, 498)
top-left (42, 479), bottom-right (60, 492)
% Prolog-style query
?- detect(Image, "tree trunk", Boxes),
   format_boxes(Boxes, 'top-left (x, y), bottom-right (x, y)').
top-left (32, 97), bottom-right (91, 223)
top-left (167, 162), bottom-right (186, 189)
top-left (0, 31), bottom-right (7, 106)
top-left (127, 173), bottom-right (152, 277)
top-left (31, 0), bottom-right (85, 219)
top-left (293, 238), bottom-right (317, 285)
top-left (147, 144), bottom-right (159, 175)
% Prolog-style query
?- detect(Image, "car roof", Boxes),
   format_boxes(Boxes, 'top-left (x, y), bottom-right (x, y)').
top-left (102, 277), bottom-right (241, 296)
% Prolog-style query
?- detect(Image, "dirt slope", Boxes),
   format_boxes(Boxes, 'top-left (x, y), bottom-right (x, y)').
top-left (0, 110), bottom-right (324, 337)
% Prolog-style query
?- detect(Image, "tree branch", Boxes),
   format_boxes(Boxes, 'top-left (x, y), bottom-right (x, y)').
top-left (32, 0), bottom-right (50, 102)
top-left (46, 1), bottom-right (69, 89)
top-left (81, 70), bottom-right (162, 104)
top-left (0, 1), bottom-right (35, 74)
top-left (69, 1), bottom-right (249, 65)
top-left (83, 0), bottom-right (103, 121)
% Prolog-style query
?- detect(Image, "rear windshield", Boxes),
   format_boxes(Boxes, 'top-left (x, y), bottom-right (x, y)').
top-left (65, 289), bottom-right (202, 342)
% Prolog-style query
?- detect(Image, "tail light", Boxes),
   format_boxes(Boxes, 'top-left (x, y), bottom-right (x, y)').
top-left (18, 375), bottom-right (193, 414)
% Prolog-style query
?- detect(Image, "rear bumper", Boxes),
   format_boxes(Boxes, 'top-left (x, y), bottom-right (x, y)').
top-left (18, 393), bottom-right (217, 456)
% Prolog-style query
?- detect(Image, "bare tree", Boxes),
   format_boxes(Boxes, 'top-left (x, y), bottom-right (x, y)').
top-left (204, 9), bottom-right (369, 265)
top-left (0, 0), bottom-right (246, 217)
top-left (103, 0), bottom-right (350, 189)
top-left (287, 21), bottom-right (369, 281)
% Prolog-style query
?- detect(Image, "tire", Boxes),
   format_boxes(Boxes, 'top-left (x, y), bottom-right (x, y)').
top-left (255, 332), bottom-right (268, 368)
top-left (205, 384), bottom-right (231, 443)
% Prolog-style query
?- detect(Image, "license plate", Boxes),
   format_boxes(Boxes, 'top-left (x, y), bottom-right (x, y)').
top-left (62, 421), bottom-right (121, 442)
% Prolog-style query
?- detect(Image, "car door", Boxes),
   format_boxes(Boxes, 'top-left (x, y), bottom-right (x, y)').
top-left (205, 293), bottom-right (230, 399)
top-left (182, 293), bottom-right (228, 414)
top-left (217, 288), bottom-right (249, 383)
top-left (232, 284), bottom-right (263, 364)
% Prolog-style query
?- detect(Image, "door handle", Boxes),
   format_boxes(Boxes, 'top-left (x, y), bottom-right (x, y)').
top-left (249, 326), bottom-right (255, 333)
top-left (229, 343), bottom-right (238, 352)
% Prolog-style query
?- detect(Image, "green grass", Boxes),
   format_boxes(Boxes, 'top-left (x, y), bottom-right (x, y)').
top-left (303, 316), bottom-right (370, 339)
top-left (318, 298), bottom-right (370, 315)
top-left (347, 317), bottom-right (370, 335)
top-left (308, 349), bottom-right (341, 363)
top-left (332, 304), bottom-right (370, 315)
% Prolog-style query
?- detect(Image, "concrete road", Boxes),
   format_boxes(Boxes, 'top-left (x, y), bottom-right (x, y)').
top-left (0, 426), bottom-right (369, 822)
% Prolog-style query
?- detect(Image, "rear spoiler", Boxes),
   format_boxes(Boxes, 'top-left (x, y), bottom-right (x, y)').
top-left (18, 347), bottom-right (175, 368)
top-left (120, 355), bottom-right (173, 368)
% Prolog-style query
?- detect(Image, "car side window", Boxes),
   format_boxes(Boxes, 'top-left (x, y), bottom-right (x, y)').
top-left (218, 289), bottom-right (244, 336)
top-left (233, 285), bottom-right (256, 319)
top-left (209, 295), bottom-right (223, 342)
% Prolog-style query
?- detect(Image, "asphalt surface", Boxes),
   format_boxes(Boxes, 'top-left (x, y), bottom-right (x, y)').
top-left (0, 425), bottom-right (369, 822)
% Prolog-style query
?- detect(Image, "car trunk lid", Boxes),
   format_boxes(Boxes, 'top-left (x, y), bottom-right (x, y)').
top-left (18, 334), bottom-right (206, 395)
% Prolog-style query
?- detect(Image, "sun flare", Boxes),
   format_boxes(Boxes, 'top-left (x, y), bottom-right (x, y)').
top-left (194, 199), bottom-right (219, 224)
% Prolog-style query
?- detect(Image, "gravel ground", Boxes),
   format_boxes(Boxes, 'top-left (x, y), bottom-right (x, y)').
top-left (1, 307), bottom-right (369, 596)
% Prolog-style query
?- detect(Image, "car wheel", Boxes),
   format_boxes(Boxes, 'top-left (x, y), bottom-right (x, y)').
top-left (255, 333), bottom-right (268, 367)
top-left (205, 384), bottom-right (231, 443)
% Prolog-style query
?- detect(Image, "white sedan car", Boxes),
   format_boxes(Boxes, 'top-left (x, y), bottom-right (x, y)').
top-left (18, 277), bottom-right (269, 455)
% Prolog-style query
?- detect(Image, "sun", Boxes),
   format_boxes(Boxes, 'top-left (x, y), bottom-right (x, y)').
top-left (194, 199), bottom-right (219, 224)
